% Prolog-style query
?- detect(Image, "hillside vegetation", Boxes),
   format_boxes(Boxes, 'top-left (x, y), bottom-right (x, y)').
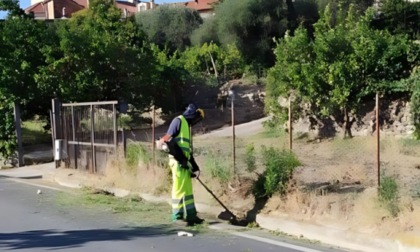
top-left (0, 0), bottom-right (418, 158)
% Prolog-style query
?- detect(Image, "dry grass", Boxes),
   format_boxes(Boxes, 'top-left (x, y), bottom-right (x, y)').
top-left (70, 126), bottom-right (420, 239)
top-left (193, 130), bottom-right (420, 238)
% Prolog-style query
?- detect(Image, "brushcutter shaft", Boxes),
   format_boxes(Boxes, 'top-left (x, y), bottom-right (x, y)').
top-left (197, 178), bottom-right (237, 218)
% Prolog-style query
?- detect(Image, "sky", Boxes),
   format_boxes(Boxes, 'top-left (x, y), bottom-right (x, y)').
top-left (0, 0), bottom-right (188, 19)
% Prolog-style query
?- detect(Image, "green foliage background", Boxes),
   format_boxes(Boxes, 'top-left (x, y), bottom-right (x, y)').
top-left (0, 0), bottom-right (418, 160)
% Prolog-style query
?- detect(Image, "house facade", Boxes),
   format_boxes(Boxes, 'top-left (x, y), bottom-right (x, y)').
top-left (181, 0), bottom-right (218, 18)
top-left (25, 0), bottom-right (157, 19)
top-left (24, 0), bottom-right (219, 20)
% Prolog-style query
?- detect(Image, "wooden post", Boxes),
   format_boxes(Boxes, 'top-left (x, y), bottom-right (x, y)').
top-left (14, 102), bottom-right (24, 167)
top-left (113, 104), bottom-right (117, 158)
top-left (289, 98), bottom-right (292, 151)
top-left (231, 96), bottom-right (236, 175)
top-left (51, 99), bottom-right (62, 168)
top-left (90, 105), bottom-right (96, 173)
top-left (71, 106), bottom-right (77, 169)
top-left (152, 106), bottom-right (155, 165)
top-left (376, 93), bottom-right (380, 188)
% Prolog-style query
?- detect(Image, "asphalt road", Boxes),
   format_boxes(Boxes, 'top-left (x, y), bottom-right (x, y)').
top-left (0, 177), bottom-right (345, 252)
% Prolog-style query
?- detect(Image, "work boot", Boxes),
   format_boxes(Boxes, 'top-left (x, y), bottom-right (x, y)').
top-left (173, 218), bottom-right (186, 227)
top-left (186, 216), bottom-right (204, 226)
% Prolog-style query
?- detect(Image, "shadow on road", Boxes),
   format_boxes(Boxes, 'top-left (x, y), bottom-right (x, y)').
top-left (0, 225), bottom-right (177, 250)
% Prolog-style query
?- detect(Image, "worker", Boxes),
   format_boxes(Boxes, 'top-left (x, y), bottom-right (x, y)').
top-left (157, 104), bottom-right (205, 226)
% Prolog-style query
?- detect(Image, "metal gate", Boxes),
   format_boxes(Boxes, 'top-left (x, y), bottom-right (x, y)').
top-left (52, 99), bottom-right (119, 174)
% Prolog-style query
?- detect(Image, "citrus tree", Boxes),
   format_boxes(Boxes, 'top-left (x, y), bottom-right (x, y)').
top-left (267, 5), bottom-right (415, 138)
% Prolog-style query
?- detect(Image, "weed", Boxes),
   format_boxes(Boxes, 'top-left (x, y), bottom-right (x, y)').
top-left (253, 146), bottom-right (300, 198)
top-left (399, 138), bottom-right (420, 156)
top-left (246, 221), bottom-right (259, 228)
top-left (126, 141), bottom-right (151, 167)
top-left (203, 149), bottom-right (231, 184)
top-left (244, 144), bottom-right (256, 173)
top-left (412, 180), bottom-right (420, 198)
top-left (379, 175), bottom-right (400, 216)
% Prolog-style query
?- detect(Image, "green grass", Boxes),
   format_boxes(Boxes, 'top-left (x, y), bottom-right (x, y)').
top-left (56, 187), bottom-right (171, 225)
top-left (398, 138), bottom-right (420, 156)
top-left (21, 120), bottom-right (51, 145)
top-left (203, 149), bottom-right (232, 184)
top-left (257, 128), bottom-right (286, 139)
top-left (55, 187), bottom-right (211, 232)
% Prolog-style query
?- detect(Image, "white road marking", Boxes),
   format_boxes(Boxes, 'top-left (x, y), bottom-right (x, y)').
top-left (210, 224), bottom-right (323, 252)
top-left (6, 178), bottom-right (65, 192)
top-left (232, 231), bottom-right (323, 252)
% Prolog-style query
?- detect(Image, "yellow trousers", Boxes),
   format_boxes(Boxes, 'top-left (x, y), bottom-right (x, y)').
top-left (170, 158), bottom-right (197, 221)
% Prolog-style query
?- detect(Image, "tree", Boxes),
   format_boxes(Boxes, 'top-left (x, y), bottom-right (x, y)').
top-left (180, 42), bottom-right (245, 84)
top-left (0, 6), bottom-right (52, 159)
top-left (267, 5), bottom-right (414, 138)
top-left (190, 16), bottom-right (219, 46)
top-left (37, 0), bottom-right (160, 111)
top-left (214, 0), bottom-right (289, 70)
top-left (0, 0), bottom-right (26, 18)
top-left (136, 5), bottom-right (202, 52)
top-left (373, 0), bottom-right (420, 39)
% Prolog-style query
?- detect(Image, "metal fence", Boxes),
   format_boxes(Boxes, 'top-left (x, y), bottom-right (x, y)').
top-left (52, 100), bottom-right (119, 174)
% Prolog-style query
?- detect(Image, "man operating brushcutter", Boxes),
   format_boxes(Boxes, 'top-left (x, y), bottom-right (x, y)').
top-left (157, 104), bottom-right (205, 226)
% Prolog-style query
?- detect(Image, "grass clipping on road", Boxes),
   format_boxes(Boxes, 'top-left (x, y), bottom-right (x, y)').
top-left (56, 187), bottom-right (171, 225)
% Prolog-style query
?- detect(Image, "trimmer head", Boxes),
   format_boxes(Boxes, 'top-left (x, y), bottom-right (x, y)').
top-left (217, 210), bottom-right (249, 227)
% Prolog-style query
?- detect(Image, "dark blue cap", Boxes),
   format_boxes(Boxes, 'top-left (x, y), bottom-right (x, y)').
top-left (183, 104), bottom-right (197, 119)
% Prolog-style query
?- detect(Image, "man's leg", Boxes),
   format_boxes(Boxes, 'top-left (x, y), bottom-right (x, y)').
top-left (182, 169), bottom-right (204, 225)
top-left (171, 159), bottom-right (184, 221)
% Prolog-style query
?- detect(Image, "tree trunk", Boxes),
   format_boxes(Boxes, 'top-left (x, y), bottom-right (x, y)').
top-left (208, 52), bottom-right (218, 79)
top-left (343, 108), bottom-right (353, 139)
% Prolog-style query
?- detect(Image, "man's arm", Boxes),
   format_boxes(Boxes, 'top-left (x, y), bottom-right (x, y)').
top-left (157, 118), bottom-right (189, 167)
top-left (158, 118), bottom-right (181, 145)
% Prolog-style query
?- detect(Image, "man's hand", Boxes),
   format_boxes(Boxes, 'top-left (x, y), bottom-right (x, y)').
top-left (156, 138), bottom-right (164, 150)
top-left (191, 170), bottom-right (200, 179)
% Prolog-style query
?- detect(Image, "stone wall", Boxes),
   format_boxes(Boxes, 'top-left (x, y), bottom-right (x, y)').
top-left (289, 99), bottom-right (416, 139)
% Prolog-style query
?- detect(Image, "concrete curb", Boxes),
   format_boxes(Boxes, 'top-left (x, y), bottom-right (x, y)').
top-left (2, 164), bottom-right (419, 252)
top-left (256, 215), bottom-right (420, 252)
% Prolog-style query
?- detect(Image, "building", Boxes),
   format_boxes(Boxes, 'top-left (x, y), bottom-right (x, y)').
top-left (24, 0), bottom-right (157, 20)
top-left (180, 0), bottom-right (218, 18)
top-left (24, 0), bottom-right (220, 20)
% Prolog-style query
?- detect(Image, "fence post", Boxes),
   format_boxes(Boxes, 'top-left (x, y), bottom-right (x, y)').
top-left (13, 102), bottom-right (24, 167)
top-left (229, 90), bottom-right (236, 176)
top-left (289, 98), bottom-right (292, 151)
top-left (51, 99), bottom-right (62, 168)
top-left (113, 104), bottom-right (117, 158)
top-left (71, 106), bottom-right (77, 169)
top-left (152, 105), bottom-right (156, 165)
top-left (90, 104), bottom-right (96, 173)
top-left (376, 92), bottom-right (380, 189)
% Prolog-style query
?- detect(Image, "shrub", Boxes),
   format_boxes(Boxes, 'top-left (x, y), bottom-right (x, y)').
top-left (253, 146), bottom-right (300, 198)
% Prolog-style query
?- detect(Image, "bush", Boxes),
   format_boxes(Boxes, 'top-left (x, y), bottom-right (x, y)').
top-left (253, 146), bottom-right (300, 198)
top-left (379, 175), bottom-right (400, 216)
